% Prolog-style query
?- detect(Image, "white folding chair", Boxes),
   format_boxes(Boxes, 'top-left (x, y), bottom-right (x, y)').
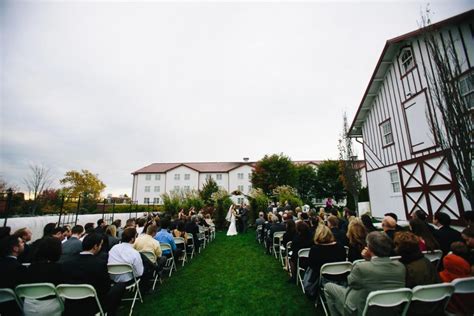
top-left (186, 234), bottom-right (195, 259)
top-left (56, 284), bottom-right (105, 316)
top-left (15, 283), bottom-right (64, 314)
top-left (296, 248), bottom-right (310, 291)
top-left (317, 261), bottom-right (352, 316)
top-left (409, 283), bottom-right (454, 315)
top-left (0, 288), bottom-right (22, 313)
top-left (198, 226), bottom-right (206, 251)
top-left (283, 241), bottom-right (292, 273)
top-left (209, 226), bottom-right (216, 241)
top-left (447, 277), bottom-right (474, 315)
top-left (362, 288), bottom-right (412, 316)
top-left (273, 231), bottom-right (285, 260)
top-left (422, 250), bottom-right (443, 268)
top-left (390, 256), bottom-right (402, 261)
top-left (174, 237), bottom-right (187, 267)
top-left (107, 263), bottom-right (143, 316)
top-left (140, 251), bottom-right (160, 290)
top-left (160, 243), bottom-right (177, 277)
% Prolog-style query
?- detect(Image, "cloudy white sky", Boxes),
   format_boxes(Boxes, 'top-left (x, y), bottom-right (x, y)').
top-left (0, 0), bottom-right (472, 196)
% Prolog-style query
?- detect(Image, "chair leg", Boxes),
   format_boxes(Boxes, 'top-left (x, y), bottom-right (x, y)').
top-left (320, 293), bottom-right (329, 316)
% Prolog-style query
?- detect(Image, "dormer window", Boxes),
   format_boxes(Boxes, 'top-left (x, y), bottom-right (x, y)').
top-left (400, 47), bottom-right (414, 74)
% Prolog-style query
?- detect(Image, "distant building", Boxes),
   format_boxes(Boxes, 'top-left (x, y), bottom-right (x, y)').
top-left (349, 10), bottom-right (473, 222)
top-left (131, 160), bottom-right (366, 205)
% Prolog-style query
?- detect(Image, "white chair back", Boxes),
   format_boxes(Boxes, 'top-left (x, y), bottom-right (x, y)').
top-left (362, 288), bottom-right (412, 316)
top-left (56, 284), bottom-right (105, 316)
top-left (0, 288), bottom-right (22, 311)
top-left (15, 283), bottom-right (64, 312)
top-left (320, 261), bottom-right (352, 278)
top-left (452, 276), bottom-right (474, 293)
top-left (412, 283), bottom-right (454, 302)
top-left (141, 251), bottom-right (156, 263)
top-left (422, 250), bottom-right (443, 266)
top-left (298, 248), bottom-right (310, 258)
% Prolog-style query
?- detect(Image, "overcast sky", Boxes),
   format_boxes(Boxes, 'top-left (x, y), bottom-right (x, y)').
top-left (0, 0), bottom-right (472, 196)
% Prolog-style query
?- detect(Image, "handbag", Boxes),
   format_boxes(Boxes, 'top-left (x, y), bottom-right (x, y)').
top-left (302, 267), bottom-right (319, 299)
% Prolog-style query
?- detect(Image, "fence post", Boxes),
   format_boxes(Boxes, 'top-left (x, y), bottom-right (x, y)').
top-left (111, 201), bottom-right (115, 222)
top-left (102, 198), bottom-right (106, 220)
top-left (3, 188), bottom-right (13, 227)
top-left (57, 195), bottom-right (65, 227)
top-left (74, 196), bottom-right (81, 226)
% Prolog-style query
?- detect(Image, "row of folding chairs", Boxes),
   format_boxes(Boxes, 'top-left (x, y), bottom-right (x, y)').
top-left (1, 282), bottom-right (109, 316)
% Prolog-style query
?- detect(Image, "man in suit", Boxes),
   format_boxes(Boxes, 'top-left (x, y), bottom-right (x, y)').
top-left (266, 214), bottom-right (285, 254)
top-left (60, 225), bottom-right (84, 262)
top-left (62, 233), bottom-right (125, 316)
top-left (0, 235), bottom-right (26, 316)
top-left (433, 212), bottom-right (463, 255)
top-left (240, 203), bottom-right (249, 233)
top-left (324, 231), bottom-right (406, 316)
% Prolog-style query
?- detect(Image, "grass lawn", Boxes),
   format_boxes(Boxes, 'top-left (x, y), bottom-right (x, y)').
top-left (125, 230), bottom-right (323, 315)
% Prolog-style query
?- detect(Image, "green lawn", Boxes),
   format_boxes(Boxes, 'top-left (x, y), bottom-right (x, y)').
top-left (126, 231), bottom-right (322, 315)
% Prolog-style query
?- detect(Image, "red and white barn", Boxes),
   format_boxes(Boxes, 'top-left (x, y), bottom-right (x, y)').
top-left (349, 10), bottom-right (473, 222)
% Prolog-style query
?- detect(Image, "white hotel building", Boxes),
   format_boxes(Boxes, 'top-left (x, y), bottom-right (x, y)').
top-left (131, 160), bottom-right (366, 205)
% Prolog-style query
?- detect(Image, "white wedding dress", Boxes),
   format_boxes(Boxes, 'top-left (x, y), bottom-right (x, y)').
top-left (226, 210), bottom-right (238, 236)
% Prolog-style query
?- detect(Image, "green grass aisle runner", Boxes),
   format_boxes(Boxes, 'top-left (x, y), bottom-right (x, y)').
top-left (130, 231), bottom-right (321, 315)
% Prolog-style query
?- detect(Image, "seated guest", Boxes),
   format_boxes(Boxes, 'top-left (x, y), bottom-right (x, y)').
top-left (156, 219), bottom-right (182, 259)
top-left (62, 225), bottom-right (72, 242)
top-left (172, 221), bottom-right (189, 248)
top-left (382, 215), bottom-right (397, 240)
top-left (266, 214), bottom-right (285, 254)
top-left (327, 215), bottom-right (347, 246)
top-left (288, 221), bottom-right (313, 282)
top-left (23, 237), bottom-right (63, 316)
top-left (462, 226), bottom-right (474, 274)
top-left (308, 224), bottom-right (346, 286)
top-left (0, 235), bottom-right (26, 316)
top-left (282, 219), bottom-right (296, 247)
top-left (136, 218), bottom-right (146, 235)
top-left (394, 231), bottom-right (439, 288)
top-left (409, 218), bottom-right (439, 252)
top-left (385, 212), bottom-right (405, 232)
top-left (346, 220), bottom-right (367, 262)
top-left (361, 214), bottom-right (377, 233)
top-left (105, 225), bottom-right (120, 251)
top-left (108, 228), bottom-right (144, 283)
top-left (135, 224), bottom-right (167, 273)
top-left (13, 227), bottom-right (33, 263)
top-left (60, 225), bottom-right (84, 262)
top-left (324, 231), bottom-right (405, 316)
top-left (112, 219), bottom-right (122, 237)
top-left (439, 242), bottom-right (471, 282)
top-left (204, 214), bottom-right (215, 227)
top-left (62, 233), bottom-right (125, 316)
top-left (95, 219), bottom-right (107, 234)
top-left (433, 212), bottom-right (463, 256)
top-left (185, 215), bottom-right (201, 250)
top-left (255, 212), bottom-right (265, 227)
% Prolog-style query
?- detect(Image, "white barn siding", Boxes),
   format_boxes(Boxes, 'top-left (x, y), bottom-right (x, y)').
top-left (367, 166), bottom-right (405, 219)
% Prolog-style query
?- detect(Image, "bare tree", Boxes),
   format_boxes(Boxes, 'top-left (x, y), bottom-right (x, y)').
top-left (421, 9), bottom-right (473, 210)
top-left (23, 164), bottom-right (53, 200)
top-left (338, 112), bottom-right (362, 212)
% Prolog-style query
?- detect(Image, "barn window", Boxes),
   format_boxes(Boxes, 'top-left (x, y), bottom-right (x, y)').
top-left (389, 170), bottom-right (401, 193)
top-left (380, 120), bottom-right (394, 146)
top-left (459, 71), bottom-right (474, 109)
top-left (400, 47), bottom-right (414, 74)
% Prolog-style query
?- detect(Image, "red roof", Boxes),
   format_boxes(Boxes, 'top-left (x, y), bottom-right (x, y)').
top-left (132, 160), bottom-right (365, 174)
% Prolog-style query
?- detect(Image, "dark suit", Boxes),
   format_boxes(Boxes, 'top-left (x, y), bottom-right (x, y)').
top-left (240, 207), bottom-right (248, 233)
top-left (185, 222), bottom-right (200, 250)
top-left (266, 222), bottom-right (285, 253)
top-left (60, 237), bottom-right (82, 262)
top-left (331, 227), bottom-right (348, 246)
top-left (434, 226), bottom-right (463, 255)
top-left (0, 256), bottom-right (26, 316)
top-left (61, 253), bottom-right (124, 316)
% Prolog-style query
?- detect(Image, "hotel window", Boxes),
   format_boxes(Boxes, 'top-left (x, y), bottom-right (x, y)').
top-left (154, 186), bottom-right (160, 192)
top-left (184, 186), bottom-right (190, 192)
top-left (174, 185), bottom-right (180, 192)
top-left (238, 185), bottom-right (244, 192)
top-left (153, 197), bottom-right (160, 204)
top-left (144, 197), bottom-right (150, 204)
top-left (145, 186), bottom-right (150, 192)
top-left (174, 174), bottom-right (180, 181)
top-left (237, 173), bottom-right (244, 180)
top-left (248, 173), bottom-right (252, 179)
top-left (216, 174), bottom-right (222, 180)
top-left (155, 174), bottom-right (161, 180)
top-left (400, 47), bottom-right (414, 74)
top-left (389, 170), bottom-right (401, 193)
top-left (206, 174), bottom-right (212, 180)
top-left (459, 71), bottom-right (474, 109)
top-left (237, 197), bottom-right (244, 204)
top-left (145, 174), bottom-right (151, 181)
top-left (380, 120), bottom-right (394, 146)
top-left (248, 185), bottom-right (252, 193)
top-left (184, 174), bottom-right (190, 180)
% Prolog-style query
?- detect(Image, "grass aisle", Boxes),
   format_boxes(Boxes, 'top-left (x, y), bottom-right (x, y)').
top-left (130, 231), bottom-right (320, 315)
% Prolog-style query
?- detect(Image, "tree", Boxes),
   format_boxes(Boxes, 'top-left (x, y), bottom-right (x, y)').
top-left (251, 153), bottom-right (297, 196)
top-left (420, 9), bottom-right (473, 210)
top-left (338, 112), bottom-right (362, 212)
top-left (200, 177), bottom-right (219, 206)
top-left (273, 185), bottom-right (303, 209)
top-left (315, 160), bottom-right (346, 203)
top-left (23, 164), bottom-right (53, 200)
top-left (60, 169), bottom-right (106, 200)
top-left (294, 164), bottom-right (318, 205)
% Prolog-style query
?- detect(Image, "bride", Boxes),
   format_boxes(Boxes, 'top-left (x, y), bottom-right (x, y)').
top-left (226, 204), bottom-right (238, 236)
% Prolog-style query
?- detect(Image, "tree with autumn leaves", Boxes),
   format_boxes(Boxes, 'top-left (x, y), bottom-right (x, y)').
top-left (60, 169), bottom-right (106, 200)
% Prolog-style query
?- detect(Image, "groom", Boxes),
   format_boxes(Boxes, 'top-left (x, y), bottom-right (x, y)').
top-left (239, 203), bottom-right (249, 233)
